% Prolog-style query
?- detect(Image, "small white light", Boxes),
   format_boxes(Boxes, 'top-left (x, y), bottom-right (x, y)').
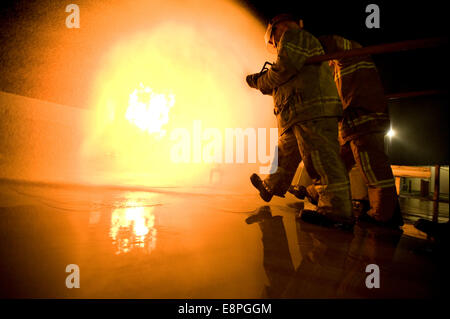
top-left (387, 128), bottom-right (395, 138)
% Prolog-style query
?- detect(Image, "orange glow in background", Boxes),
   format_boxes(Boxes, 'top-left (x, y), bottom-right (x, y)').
top-left (0, 0), bottom-right (277, 190)
top-left (79, 0), bottom-right (276, 189)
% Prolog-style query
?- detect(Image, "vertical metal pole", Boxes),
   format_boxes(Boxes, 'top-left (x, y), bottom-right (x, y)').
top-left (432, 164), bottom-right (440, 222)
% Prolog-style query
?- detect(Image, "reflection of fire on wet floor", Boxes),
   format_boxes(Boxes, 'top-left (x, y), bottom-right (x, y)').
top-left (108, 193), bottom-right (158, 255)
top-left (0, 180), bottom-right (446, 298)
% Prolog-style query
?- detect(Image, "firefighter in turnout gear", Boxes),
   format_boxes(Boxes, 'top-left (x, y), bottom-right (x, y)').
top-left (290, 35), bottom-right (403, 228)
top-left (246, 14), bottom-right (353, 227)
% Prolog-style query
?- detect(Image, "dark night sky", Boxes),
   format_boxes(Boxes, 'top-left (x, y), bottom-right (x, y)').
top-left (242, 0), bottom-right (448, 41)
top-left (242, 0), bottom-right (449, 94)
top-left (0, 0), bottom-right (448, 164)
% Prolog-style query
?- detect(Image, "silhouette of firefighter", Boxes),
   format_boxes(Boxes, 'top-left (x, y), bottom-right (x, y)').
top-left (246, 14), bottom-right (353, 228)
top-left (289, 35), bottom-right (404, 229)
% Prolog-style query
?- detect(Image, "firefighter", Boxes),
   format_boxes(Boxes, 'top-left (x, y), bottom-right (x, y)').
top-left (290, 35), bottom-right (403, 228)
top-left (246, 14), bottom-right (353, 227)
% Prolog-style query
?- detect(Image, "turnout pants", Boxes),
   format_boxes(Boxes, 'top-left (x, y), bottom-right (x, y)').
top-left (340, 132), bottom-right (397, 222)
top-left (264, 118), bottom-right (352, 220)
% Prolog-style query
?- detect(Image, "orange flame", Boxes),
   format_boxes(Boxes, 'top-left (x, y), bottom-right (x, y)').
top-left (81, 0), bottom-right (275, 188)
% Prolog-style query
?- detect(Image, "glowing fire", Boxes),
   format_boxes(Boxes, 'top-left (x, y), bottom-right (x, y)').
top-left (125, 83), bottom-right (175, 137)
top-left (109, 194), bottom-right (157, 254)
top-left (82, 0), bottom-right (275, 187)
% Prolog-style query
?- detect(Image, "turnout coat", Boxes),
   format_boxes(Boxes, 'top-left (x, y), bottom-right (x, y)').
top-left (256, 28), bottom-right (343, 135)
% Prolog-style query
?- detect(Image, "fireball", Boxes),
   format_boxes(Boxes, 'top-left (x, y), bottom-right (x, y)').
top-left (125, 83), bottom-right (175, 137)
top-left (82, 0), bottom-right (274, 188)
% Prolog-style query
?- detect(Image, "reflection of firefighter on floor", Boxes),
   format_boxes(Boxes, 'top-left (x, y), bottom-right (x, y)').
top-left (336, 223), bottom-right (402, 298)
top-left (289, 35), bottom-right (403, 229)
top-left (246, 206), bottom-right (403, 298)
top-left (245, 206), bottom-right (295, 298)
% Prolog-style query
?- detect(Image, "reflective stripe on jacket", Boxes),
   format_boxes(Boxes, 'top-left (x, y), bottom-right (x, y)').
top-left (256, 29), bottom-right (343, 135)
top-left (318, 35), bottom-right (390, 143)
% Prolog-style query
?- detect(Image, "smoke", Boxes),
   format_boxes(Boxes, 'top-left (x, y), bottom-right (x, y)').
top-left (1, 0), bottom-right (278, 191)
top-left (81, 0), bottom-right (277, 190)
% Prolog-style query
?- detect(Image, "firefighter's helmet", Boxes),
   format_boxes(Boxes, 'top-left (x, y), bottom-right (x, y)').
top-left (264, 13), bottom-right (302, 53)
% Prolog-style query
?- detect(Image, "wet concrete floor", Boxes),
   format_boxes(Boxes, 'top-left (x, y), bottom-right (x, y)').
top-left (0, 180), bottom-right (447, 298)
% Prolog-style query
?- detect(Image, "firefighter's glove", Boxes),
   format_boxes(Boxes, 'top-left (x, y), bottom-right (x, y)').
top-left (246, 72), bottom-right (262, 89)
